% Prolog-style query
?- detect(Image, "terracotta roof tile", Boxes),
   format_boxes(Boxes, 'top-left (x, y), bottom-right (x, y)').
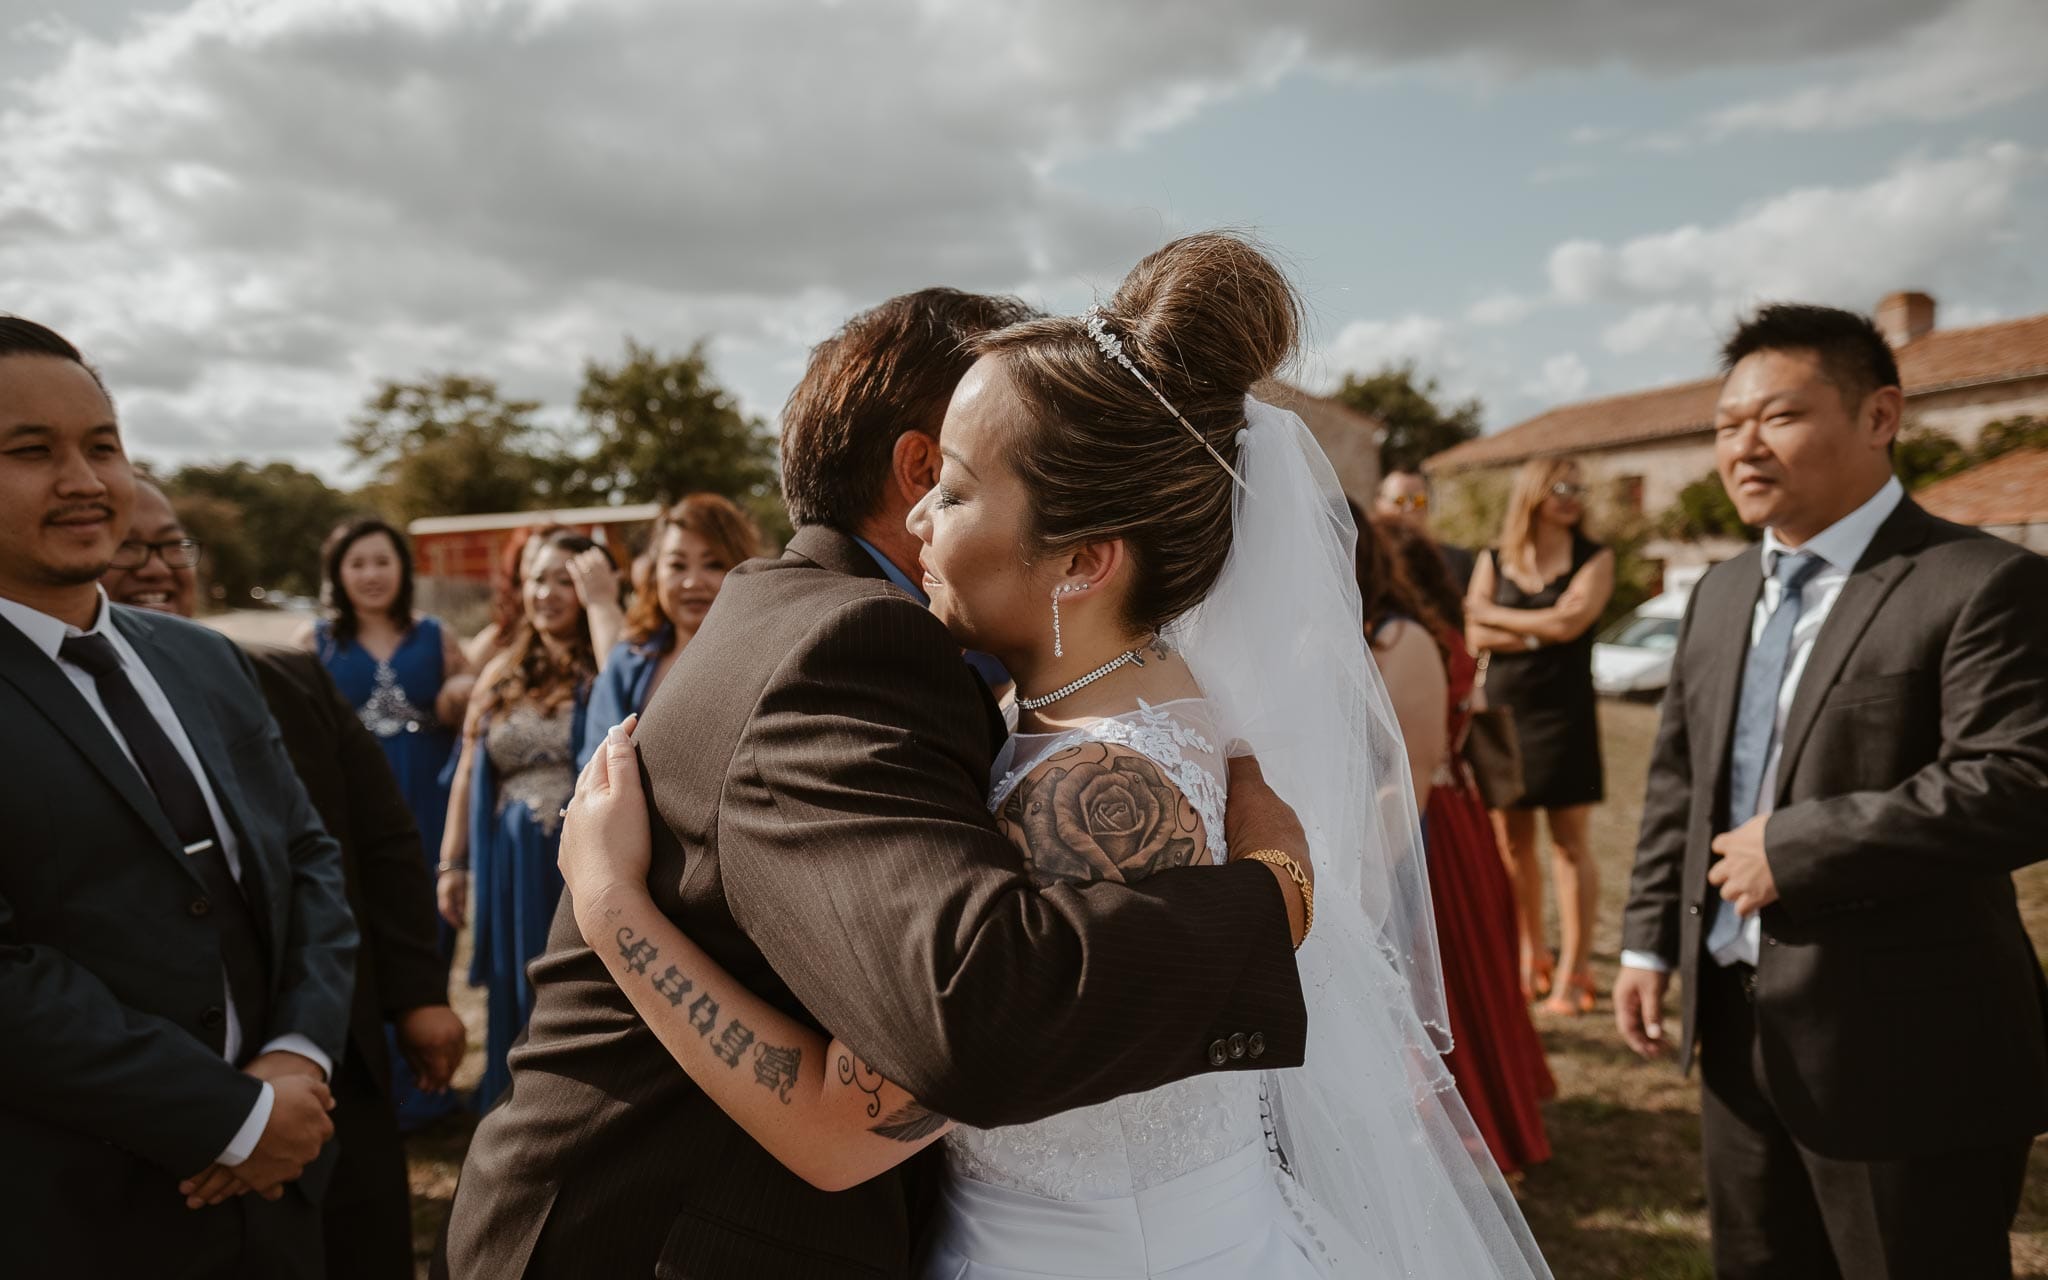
top-left (1915, 448), bottom-right (2048, 527)
top-left (1428, 311), bottom-right (2048, 473)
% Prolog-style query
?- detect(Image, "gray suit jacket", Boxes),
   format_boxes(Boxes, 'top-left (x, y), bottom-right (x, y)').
top-left (445, 524), bottom-right (1306, 1278)
top-left (0, 605), bottom-right (357, 1272)
top-left (1621, 498), bottom-right (2048, 1158)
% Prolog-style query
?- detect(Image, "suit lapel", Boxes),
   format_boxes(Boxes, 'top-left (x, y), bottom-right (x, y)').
top-left (1695, 547), bottom-right (1764, 819)
top-left (114, 609), bottom-right (260, 862)
top-left (0, 610), bottom-right (189, 864)
top-left (1770, 502), bottom-right (1928, 804)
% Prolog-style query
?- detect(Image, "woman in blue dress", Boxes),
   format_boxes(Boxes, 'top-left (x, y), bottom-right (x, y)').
top-left (437, 530), bottom-right (610, 1110)
top-left (580, 493), bottom-right (761, 765)
top-left (301, 517), bottom-right (474, 1126)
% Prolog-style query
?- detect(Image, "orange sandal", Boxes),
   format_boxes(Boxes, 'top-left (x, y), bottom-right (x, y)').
top-left (1541, 971), bottom-right (1597, 1017)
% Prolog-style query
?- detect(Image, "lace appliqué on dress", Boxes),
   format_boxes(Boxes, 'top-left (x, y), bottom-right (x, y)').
top-left (486, 703), bottom-right (576, 835)
top-left (357, 660), bottom-right (430, 739)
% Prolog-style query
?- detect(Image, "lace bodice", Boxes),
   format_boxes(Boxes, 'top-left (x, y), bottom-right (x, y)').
top-left (944, 698), bottom-right (1264, 1201)
top-left (486, 701), bottom-right (576, 834)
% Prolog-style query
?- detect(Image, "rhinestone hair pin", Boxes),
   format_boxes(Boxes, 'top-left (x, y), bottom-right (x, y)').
top-left (1084, 306), bottom-right (1250, 491)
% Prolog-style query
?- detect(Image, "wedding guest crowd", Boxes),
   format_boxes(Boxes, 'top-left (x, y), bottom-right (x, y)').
top-left (1466, 458), bottom-right (1613, 1013)
top-left (1353, 504), bottom-right (1555, 1177)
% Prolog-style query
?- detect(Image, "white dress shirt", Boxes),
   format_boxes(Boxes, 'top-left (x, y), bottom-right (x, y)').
top-left (1620, 476), bottom-right (1905, 975)
top-left (0, 588), bottom-right (331, 1165)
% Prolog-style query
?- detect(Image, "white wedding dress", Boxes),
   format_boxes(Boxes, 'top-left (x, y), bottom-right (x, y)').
top-left (922, 699), bottom-right (1327, 1279)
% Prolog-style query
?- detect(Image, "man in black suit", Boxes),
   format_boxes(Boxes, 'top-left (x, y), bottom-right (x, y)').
top-left (1377, 468), bottom-right (1476, 606)
top-left (104, 478), bottom-right (468, 1279)
top-left (0, 317), bottom-right (358, 1278)
top-left (1615, 304), bottom-right (2048, 1279)
top-left (445, 289), bottom-right (1311, 1277)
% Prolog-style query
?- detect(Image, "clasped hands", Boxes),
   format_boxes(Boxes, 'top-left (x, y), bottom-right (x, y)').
top-left (179, 1050), bottom-right (334, 1210)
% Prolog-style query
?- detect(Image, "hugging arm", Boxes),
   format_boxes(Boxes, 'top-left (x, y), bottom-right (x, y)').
top-left (563, 729), bottom-right (952, 1191)
top-left (720, 596), bottom-right (1306, 1130)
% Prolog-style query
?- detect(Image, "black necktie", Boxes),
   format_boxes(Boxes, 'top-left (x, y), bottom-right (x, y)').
top-left (59, 630), bottom-right (271, 1056)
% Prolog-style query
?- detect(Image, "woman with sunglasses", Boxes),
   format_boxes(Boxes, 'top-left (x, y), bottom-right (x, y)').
top-left (1466, 458), bottom-right (1614, 1015)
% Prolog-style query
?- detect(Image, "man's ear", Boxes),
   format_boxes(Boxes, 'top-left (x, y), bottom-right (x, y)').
top-left (891, 430), bottom-right (941, 507)
top-left (1864, 385), bottom-right (1905, 452)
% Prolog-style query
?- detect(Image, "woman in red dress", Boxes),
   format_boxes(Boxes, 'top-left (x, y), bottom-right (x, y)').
top-left (1360, 509), bottom-right (1555, 1176)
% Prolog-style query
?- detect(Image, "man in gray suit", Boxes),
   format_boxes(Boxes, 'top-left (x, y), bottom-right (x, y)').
top-left (1615, 304), bottom-right (2048, 1279)
top-left (0, 317), bottom-right (357, 1278)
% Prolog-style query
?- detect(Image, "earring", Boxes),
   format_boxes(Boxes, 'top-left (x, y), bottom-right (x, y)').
top-left (1051, 584), bottom-right (1083, 658)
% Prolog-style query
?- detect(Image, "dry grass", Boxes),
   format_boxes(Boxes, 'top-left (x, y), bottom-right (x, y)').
top-left (402, 697), bottom-right (2048, 1278)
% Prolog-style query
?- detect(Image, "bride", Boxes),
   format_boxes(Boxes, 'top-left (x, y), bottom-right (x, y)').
top-left (557, 233), bottom-right (1552, 1278)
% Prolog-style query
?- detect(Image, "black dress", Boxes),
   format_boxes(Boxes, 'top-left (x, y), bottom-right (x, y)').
top-left (1482, 533), bottom-right (1605, 809)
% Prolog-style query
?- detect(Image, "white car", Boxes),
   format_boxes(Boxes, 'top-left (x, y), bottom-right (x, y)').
top-left (1592, 589), bottom-right (1688, 697)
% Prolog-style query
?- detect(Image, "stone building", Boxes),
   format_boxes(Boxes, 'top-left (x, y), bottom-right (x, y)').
top-left (1423, 293), bottom-right (2048, 569)
top-left (1916, 447), bottom-right (2048, 553)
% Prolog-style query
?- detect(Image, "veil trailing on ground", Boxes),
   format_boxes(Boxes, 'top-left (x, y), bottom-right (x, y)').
top-left (1166, 398), bottom-right (1552, 1277)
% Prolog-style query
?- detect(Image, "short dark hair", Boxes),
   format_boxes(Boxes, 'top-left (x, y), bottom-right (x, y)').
top-left (779, 288), bottom-right (1038, 531)
top-left (1720, 304), bottom-right (1900, 412)
top-left (320, 517), bottom-right (416, 648)
top-left (0, 315), bottom-right (109, 396)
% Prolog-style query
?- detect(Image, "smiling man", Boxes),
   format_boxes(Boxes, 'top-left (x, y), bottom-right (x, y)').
top-left (0, 316), bottom-right (356, 1279)
top-left (1615, 304), bottom-right (2048, 1279)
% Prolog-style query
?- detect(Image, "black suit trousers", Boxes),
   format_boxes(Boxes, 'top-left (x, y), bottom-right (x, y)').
top-left (1698, 960), bottom-right (2030, 1280)
top-left (323, 1042), bottom-right (417, 1280)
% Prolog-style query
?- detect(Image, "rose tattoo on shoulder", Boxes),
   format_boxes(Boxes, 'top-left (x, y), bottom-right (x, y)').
top-left (999, 743), bottom-right (1202, 883)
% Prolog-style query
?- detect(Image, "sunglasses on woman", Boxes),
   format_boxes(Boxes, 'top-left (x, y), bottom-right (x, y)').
top-left (1549, 482), bottom-right (1587, 500)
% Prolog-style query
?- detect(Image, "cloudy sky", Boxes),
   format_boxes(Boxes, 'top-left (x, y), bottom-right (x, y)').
top-left (5, 0), bottom-right (2046, 481)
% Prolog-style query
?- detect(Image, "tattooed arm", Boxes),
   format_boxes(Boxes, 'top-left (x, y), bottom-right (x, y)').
top-left (995, 741), bottom-right (1211, 885)
top-left (562, 723), bottom-right (952, 1192)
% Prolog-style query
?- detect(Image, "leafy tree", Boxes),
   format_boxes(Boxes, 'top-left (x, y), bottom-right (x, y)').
top-left (1331, 361), bottom-right (1482, 474)
top-left (1658, 474), bottom-right (1751, 542)
top-left (1972, 414), bottom-right (2048, 461)
top-left (346, 375), bottom-right (554, 524)
top-left (555, 340), bottom-right (783, 538)
top-left (1893, 424), bottom-right (1970, 491)
top-left (159, 460), bottom-right (355, 607)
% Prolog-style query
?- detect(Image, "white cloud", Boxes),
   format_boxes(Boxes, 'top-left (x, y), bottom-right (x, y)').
top-left (0, 0), bottom-right (2013, 472)
top-left (1317, 314), bottom-right (1454, 383)
top-left (1703, 0), bottom-right (2048, 138)
top-left (1522, 352), bottom-right (1591, 402)
top-left (1600, 301), bottom-right (1718, 356)
top-left (1545, 142), bottom-right (2041, 315)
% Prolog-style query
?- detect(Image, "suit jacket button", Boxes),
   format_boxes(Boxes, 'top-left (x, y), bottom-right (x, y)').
top-left (200, 1006), bottom-right (226, 1030)
top-left (1248, 1032), bottom-right (1265, 1059)
top-left (1228, 1033), bottom-right (1248, 1060)
top-left (1687, 904), bottom-right (1701, 916)
top-left (1765, 936), bottom-right (1778, 947)
top-left (1207, 1039), bottom-right (1229, 1067)
top-left (189, 897), bottom-right (211, 918)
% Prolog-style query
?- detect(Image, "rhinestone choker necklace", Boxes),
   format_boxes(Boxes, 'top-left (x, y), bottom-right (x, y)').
top-left (1016, 647), bottom-right (1147, 712)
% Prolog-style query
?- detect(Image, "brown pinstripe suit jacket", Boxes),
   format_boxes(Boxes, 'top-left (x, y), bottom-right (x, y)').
top-left (444, 524), bottom-right (1307, 1278)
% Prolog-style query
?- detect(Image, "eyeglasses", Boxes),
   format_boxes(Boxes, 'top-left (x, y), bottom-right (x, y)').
top-left (108, 538), bottom-right (202, 570)
top-left (1385, 493), bottom-right (1429, 512)
top-left (1549, 482), bottom-right (1587, 500)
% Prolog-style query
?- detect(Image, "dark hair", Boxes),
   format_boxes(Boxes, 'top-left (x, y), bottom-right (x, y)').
top-left (1374, 514), bottom-right (1465, 632)
top-left (0, 315), bottom-right (109, 396)
top-left (973, 232), bottom-right (1302, 634)
top-left (320, 517), bottom-right (415, 648)
top-left (623, 493), bottom-right (763, 645)
top-left (483, 531), bottom-right (608, 717)
top-left (780, 288), bottom-right (1039, 531)
top-left (1348, 502), bottom-right (1445, 651)
top-left (1720, 303), bottom-right (1901, 413)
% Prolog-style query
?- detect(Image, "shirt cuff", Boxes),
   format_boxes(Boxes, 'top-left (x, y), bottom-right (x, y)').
top-left (217, 1080), bottom-right (274, 1167)
top-left (1619, 950), bottom-right (1674, 974)
top-left (258, 1034), bottom-right (333, 1082)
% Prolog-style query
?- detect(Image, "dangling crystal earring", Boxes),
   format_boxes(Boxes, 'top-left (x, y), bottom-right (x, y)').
top-left (1051, 583), bottom-right (1083, 658)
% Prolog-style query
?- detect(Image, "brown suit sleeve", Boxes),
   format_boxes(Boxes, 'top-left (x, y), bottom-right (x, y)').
top-left (1769, 548), bottom-right (2048, 910)
top-left (717, 593), bottom-right (1306, 1130)
top-left (1621, 590), bottom-right (1701, 965)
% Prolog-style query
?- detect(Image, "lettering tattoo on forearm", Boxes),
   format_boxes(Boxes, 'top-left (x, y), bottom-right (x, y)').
top-left (608, 916), bottom-right (804, 1105)
top-left (837, 1052), bottom-right (944, 1141)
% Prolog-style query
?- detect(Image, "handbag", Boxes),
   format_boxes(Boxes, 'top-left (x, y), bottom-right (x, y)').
top-left (1463, 651), bottom-right (1526, 809)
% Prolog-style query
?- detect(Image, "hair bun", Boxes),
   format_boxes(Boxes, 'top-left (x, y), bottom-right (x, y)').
top-left (1104, 232), bottom-right (1300, 402)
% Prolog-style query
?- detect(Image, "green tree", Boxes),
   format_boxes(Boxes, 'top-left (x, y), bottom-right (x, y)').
top-left (555, 340), bottom-right (782, 536)
top-left (1972, 414), bottom-right (2048, 461)
top-left (347, 375), bottom-right (554, 523)
top-left (1658, 474), bottom-right (1751, 542)
top-left (159, 460), bottom-right (355, 608)
top-left (1893, 424), bottom-right (1970, 491)
top-left (1331, 361), bottom-right (1482, 474)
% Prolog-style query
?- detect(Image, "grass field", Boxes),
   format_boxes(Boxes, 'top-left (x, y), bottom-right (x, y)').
top-left (401, 697), bottom-right (2048, 1278)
